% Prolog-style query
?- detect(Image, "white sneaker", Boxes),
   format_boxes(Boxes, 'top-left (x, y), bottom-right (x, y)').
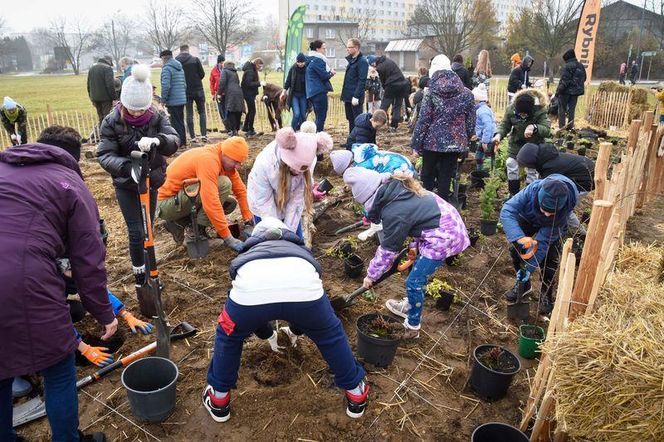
top-left (385, 298), bottom-right (411, 319)
top-left (279, 326), bottom-right (299, 347)
top-left (266, 330), bottom-right (285, 353)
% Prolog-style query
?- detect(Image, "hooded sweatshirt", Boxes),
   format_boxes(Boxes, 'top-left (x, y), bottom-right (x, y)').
top-left (497, 88), bottom-right (551, 158)
top-left (365, 179), bottom-right (470, 281)
top-left (347, 112), bottom-right (376, 146)
top-left (175, 52), bottom-right (206, 96)
top-left (0, 143), bottom-right (113, 379)
top-left (516, 143), bottom-right (595, 192)
top-left (507, 55), bottom-right (534, 93)
top-left (556, 49), bottom-right (586, 97)
top-left (160, 57), bottom-right (187, 106)
top-left (411, 70), bottom-right (476, 154)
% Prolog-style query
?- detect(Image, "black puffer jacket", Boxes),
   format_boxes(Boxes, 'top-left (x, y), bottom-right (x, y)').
top-left (284, 64), bottom-right (306, 108)
top-left (507, 55), bottom-right (534, 93)
top-left (347, 112), bottom-right (376, 146)
top-left (516, 143), bottom-right (595, 192)
top-left (175, 52), bottom-right (205, 96)
top-left (556, 49), bottom-right (586, 96)
top-left (241, 61), bottom-right (261, 97)
top-left (375, 56), bottom-right (407, 89)
top-left (452, 62), bottom-right (472, 89)
top-left (97, 106), bottom-right (180, 191)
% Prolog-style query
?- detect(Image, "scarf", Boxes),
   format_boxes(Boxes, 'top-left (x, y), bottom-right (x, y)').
top-left (118, 103), bottom-right (154, 127)
top-left (308, 51), bottom-right (331, 72)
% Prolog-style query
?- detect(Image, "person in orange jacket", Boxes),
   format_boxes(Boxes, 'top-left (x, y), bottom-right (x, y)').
top-left (157, 136), bottom-right (253, 252)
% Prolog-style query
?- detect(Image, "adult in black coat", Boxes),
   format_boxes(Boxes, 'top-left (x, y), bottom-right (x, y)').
top-left (555, 49), bottom-right (586, 130)
top-left (507, 55), bottom-right (534, 96)
top-left (217, 62), bottom-right (245, 136)
top-left (629, 60), bottom-right (638, 85)
top-left (369, 55), bottom-right (410, 130)
top-left (176, 45), bottom-right (208, 141)
top-left (87, 56), bottom-right (116, 126)
top-left (516, 142), bottom-right (595, 192)
top-left (451, 54), bottom-right (472, 89)
top-left (341, 38), bottom-right (369, 136)
top-left (241, 58), bottom-right (264, 136)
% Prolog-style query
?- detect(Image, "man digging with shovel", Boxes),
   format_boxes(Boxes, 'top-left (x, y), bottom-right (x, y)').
top-left (157, 136), bottom-right (254, 253)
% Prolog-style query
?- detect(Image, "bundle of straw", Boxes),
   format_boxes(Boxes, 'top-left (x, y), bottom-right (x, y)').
top-left (544, 244), bottom-right (664, 441)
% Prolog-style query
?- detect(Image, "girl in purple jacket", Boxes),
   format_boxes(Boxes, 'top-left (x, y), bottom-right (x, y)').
top-left (343, 167), bottom-right (470, 338)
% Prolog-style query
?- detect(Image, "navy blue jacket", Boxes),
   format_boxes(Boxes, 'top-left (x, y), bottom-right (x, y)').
top-left (347, 113), bottom-right (376, 146)
top-left (305, 54), bottom-right (334, 99)
top-left (341, 53), bottom-right (369, 102)
top-left (160, 58), bottom-right (187, 106)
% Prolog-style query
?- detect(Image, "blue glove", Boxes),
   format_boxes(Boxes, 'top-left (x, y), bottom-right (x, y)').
top-left (517, 269), bottom-right (530, 282)
top-left (224, 236), bottom-right (244, 252)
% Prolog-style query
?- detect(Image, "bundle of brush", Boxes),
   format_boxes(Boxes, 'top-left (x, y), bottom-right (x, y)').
top-left (543, 244), bottom-right (664, 441)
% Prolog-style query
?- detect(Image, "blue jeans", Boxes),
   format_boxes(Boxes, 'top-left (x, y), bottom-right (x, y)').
top-left (253, 215), bottom-right (303, 240)
top-left (208, 297), bottom-right (365, 391)
top-left (309, 93), bottom-right (328, 132)
top-left (406, 256), bottom-right (444, 328)
top-left (291, 94), bottom-right (307, 130)
top-left (0, 353), bottom-right (79, 442)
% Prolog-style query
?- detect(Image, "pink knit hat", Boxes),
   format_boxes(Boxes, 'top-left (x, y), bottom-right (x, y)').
top-left (276, 127), bottom-right (333, 171)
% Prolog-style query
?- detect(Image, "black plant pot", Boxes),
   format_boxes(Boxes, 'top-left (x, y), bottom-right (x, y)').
top-left (470, 170), bottom-right (490, 189)
top-left (457, 193), bottom-right (467, 210)
top-left (344, 254), bottom-right (364, 279)
top-left (356, 313), bottom-right (401, 368)
top-left (445, 255), bottom-right (460, 266)
top-left (435, 290), bottom-right (455, 311)
top-left (317, 178), bottom-right (333, 193)
top-left (471, 423), bottom-right (529, 442)
top-left (468, 228), bottom-right (480, 247)
top-left (479, 219), bottom-right (497, 236)
top-left (458, 183), bottom-right (468, 194)
top-left (470, 344), bottom-right (521, 401)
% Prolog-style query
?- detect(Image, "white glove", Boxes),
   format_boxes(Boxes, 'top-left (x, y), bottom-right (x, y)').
top-left (351, 97), bottom-right (359, 106)
top-left (492, 134), bottom-right (501, 144)
top-left (16, 134), bottom-right (21, 144)
top-left (358, 222), bottom-right (383, 241)
top-left (524, 125), bottom-right (535, 138)
top-left (10, 134), bottom-right (16, 141)
top-left (137, 137), bottom-right (160, 152)
top-left (266, 330), bottom-right (285, 353)
top-left (260, 81), bottom-right (267, 87)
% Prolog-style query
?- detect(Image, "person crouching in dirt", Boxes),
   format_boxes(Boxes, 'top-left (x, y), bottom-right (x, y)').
top-left (0, 125), bottom-right (117, 442)
top-left (1, 96), bottom-right (28, 145)
top-left (343, 168), bottom-right (470, 338)
top-left (345, 109), bottom-right (388, 148)
top-left (247, 127), bottom-right (333, 238)
top-left (492, 89), bottom-right (551, 197)
top-left (157, 137), bottom-right (253, 253)
top-left (203, 217), bottom-right (369, 422)
top-left (97, 64), bottom-right (180, 290)
top-left (501, 174), bottom-right (578, 315)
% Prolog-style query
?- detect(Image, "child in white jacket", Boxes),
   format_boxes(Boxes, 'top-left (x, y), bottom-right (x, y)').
top-left (247, 127), bottom-right (332, 237)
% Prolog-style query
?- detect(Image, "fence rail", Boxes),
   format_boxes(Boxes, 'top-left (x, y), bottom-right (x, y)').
top-left (584, 90), bottom-right (632, 130)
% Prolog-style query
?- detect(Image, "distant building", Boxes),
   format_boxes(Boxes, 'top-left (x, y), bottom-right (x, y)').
top-left (600, 0), bottom-right (664, 44)
top-left (492, 0), bottom-right (529, 32)
top-left (303, 21), bottom-right (360, 70)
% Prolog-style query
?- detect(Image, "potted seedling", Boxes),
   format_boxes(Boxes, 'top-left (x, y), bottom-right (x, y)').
top-left (470, 344), bottom-right (521, 401)
top-left (479, 176), bottom-right (501, 236)
top-left (344, 253), bottom-right (364, 279)
top-left (470, 170), bottom-right (490, 189)
top-left (445, 253), bottom-right (462, 267)
top-left (518, 324), bottom-right (545, 359)
top-left (356, 313), bottom-right (403, 368)
top-left (426, 278), bottom-right (456, 311)
top-left (471, 423), bottom-right (529, 442)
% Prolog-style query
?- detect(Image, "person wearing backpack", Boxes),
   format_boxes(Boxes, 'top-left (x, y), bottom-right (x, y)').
top-left (555, 49), bottom-right (586, 130)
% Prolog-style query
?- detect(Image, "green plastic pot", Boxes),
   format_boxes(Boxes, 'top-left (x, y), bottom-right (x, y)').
top-left (518, 325), bottom-right (545, 359)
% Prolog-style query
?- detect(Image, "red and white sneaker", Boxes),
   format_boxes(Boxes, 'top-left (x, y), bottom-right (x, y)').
top-left (202, 385), bottom-right (231, 422)
top-left (345, 383), bottom-right (370, 418)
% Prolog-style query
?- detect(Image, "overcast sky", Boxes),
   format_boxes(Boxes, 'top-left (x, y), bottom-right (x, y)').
top-left (3, 0), bottom-right (279, 33)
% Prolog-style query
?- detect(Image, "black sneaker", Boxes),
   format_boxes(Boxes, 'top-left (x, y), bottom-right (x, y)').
top-left (79, 431), bottom-right (107, 442)
top-left (345, 383), bottom-right (369, 418)
top-left (201, 136), bottom-right (208, 143)
top-left (505, 280), bottom-right (532, 302)
top-left (164, 220), bottom-right (185, 244)
top-left (202, 385), bottom-right (231, 422)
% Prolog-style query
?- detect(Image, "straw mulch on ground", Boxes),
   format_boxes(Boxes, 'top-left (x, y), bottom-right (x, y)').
top-left (544, 244), bottom-right (664, 442)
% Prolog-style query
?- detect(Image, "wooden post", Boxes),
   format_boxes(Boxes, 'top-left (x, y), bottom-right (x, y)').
top-left (569, 200), bottom-right (614, 321)
top-left (594, 143), bottom-right (612, 201)
top-left (46, 104), bottom-right (54, 126)
top-left (623, 89), bottom-right (633, 128)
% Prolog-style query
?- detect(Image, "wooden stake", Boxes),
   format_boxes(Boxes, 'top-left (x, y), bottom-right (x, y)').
top-left (594, 143), bottom-right (612, 201)
top-left (569, 200), bottom-right (614, 321)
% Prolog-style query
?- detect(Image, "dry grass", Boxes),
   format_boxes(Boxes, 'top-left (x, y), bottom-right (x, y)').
top-left (544, 244), bottom-right (664, 442)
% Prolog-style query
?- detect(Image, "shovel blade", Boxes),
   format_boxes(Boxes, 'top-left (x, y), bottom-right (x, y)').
top-left (136, 285), bottom-right (159, 318)
top-left (12, 397), bottom-right (45, 428)
top-left (185, 237), bottom-right (209, 259)
top-left (507, 301), bottom-right (530, 322)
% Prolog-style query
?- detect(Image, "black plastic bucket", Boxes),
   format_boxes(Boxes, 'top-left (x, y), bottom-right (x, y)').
top-left (122, 357), bottom-right (179, 422)
top-left (479, 220), bottom-right (497, 236)
top-left (344, 254), bottom-right (364, 279)
top-left (470, 345), bottom-right (521, 401)
top-left (356, 313), bottom-right (401, 368)
top-left (470, 170), bottom-right (490, 189)
top-left (471, 422), bottom-right (529, 442)
top-left (317, 178), bottom-right (333, 193)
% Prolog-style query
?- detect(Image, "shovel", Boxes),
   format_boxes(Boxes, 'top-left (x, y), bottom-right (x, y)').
top-left (13, 322), bottom-right (197, 428)
top-left (334, 220), bottom-right (364, 236)
top-left (182, 178), bottom-right (209, 259)
top-left (507, 241), bottom-right (538, 322)
top-left (331, 248), bottom-right (416, 311)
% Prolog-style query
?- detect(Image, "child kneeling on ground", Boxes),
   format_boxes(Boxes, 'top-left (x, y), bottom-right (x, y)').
top-left (203, 217), bottom-right (369, 422)
top-left (346, 109), bottom-right (388, 148)
top-left (343, 168), bottom-right (470, 338)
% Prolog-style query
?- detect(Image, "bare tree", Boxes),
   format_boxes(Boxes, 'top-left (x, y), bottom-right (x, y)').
top-left (144, 0), bottom-right (187, 51)
top-left (192, 0), bottom-right (255, 54)
top-left (0, 16), bottom-right (6, 36)
top-left (41, 17), bottom-right (93, 75)
top-left (92, 14), bottom-right (133, 73)
top-left (407, 0), bottom-right (498, 56)
top-left (335, 6), bottom-right (375, 45)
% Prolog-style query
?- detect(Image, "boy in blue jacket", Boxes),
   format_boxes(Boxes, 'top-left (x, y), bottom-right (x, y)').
top-left (472, 84), bottom-right (496, 171)
top-left (346, 110), bottom-right (388, 147)
top-left (500, 174), bottom-right (578, 314)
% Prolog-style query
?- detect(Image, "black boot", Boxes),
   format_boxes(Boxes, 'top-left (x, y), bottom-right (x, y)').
top-left (79, 431), bottom-right (107, 442)
top-left (508, 179), bottom-right (521, 197)
top-left (538, 294), bottom-right (554, 315)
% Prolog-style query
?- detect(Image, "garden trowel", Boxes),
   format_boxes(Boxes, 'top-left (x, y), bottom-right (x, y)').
top-left (507, 240), bottom-right (538, 322)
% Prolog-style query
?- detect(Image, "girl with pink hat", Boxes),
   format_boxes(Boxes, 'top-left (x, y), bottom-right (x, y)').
top-left (247, 127), bottom-right (332, 238)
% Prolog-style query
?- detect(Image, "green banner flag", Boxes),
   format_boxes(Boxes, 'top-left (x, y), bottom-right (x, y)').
top-left (283, 4), bottom-right (307, 84)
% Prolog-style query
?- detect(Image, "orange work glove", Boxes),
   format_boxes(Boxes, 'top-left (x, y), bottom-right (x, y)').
top-left (120, 310), bottom-right (154, 334)
top-left (517, 237), bottom-right (536, 250)
top-left (79, 342), bottom-right (113, 367)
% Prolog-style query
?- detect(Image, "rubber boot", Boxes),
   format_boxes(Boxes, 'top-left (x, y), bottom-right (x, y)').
top-left (508, 179), bottom-right (521, 197)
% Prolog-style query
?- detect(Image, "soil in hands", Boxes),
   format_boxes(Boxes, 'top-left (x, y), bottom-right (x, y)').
top-left (358, 314), bottom-right (404, 340)
top-left (477, 346), bottom-right (518, 373)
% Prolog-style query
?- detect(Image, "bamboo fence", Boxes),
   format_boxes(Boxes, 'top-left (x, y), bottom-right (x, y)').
top-left (520, 110), bottom-right (664, 442)
top-left (584, 90), bottom-right (633, 130)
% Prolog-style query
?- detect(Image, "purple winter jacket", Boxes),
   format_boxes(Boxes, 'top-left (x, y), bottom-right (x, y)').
top-left (0, 143), bottom-right (113, 379)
